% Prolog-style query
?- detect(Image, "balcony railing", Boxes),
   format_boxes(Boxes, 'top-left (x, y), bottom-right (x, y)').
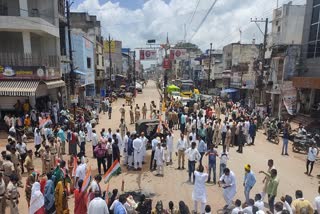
top-left (0, 52), bottom-right (60, 68)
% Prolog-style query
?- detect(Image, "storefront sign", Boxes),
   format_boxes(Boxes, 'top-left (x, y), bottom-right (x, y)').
top-left (0, 65), bottom-right (59, 80)
top-left (140, 50), bottom-right (157, 60)
top-left (169, 49), bottom-right (187, 60)
top-left (282, 81), bottom-right (297, 115)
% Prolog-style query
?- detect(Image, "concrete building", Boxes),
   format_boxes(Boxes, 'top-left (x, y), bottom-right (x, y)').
top-left (270, 2), bottom-right (306, 46)
top-left (70, 12), bottom-right (104, 96)
top-left (104, 40), bottom-right (123, 79)
top-left (0, 0), bottom-right (66, 112)
top-left (67, 30), bottom-right (95, 103)
top-left (202, 50), bottom-right (224, 90)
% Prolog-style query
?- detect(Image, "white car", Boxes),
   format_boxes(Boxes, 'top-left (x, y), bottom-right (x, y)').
top-left (171, 91), bottom-right (181, 100)
top-left (136, 82), bottom-right (143, 93)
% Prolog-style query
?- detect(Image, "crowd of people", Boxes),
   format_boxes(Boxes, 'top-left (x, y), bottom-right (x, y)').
top-left (0, 87), bottom-right (319, 214)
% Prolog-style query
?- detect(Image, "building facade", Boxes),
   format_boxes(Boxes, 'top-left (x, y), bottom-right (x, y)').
top-left (0, 0), bottom-right (66, 112)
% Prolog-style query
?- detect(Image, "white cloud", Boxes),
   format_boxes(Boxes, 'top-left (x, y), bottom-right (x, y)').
top-left (74, 0), bottom-right (306, 51)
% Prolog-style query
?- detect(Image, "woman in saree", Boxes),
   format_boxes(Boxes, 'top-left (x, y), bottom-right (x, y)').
top-left (74, 179), bottom-right (89, 214)
top-left (55, 179), bottom-right (69, 214)
top-left (29, 182), bottom-right (45, 214)
top-left (44, 173), bottom-right (56, 214)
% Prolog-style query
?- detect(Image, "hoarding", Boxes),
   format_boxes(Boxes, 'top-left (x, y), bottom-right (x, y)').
top-left (169, 49), bottom-right (187, 60)
top-left (139, 50), bottom-right (157, 60)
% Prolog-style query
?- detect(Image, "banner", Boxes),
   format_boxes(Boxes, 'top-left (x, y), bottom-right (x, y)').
top-left (282, 81), bottom-right (297, 115)
top-left (103, 40), bottom-right (116, 53)
top-left (139, 50), bottom-right (157, 60)
top-left (163, 58), bottom-right (171, 69)
top-left (0, 65), bottom-right (59, 80)
top-left (169, 49), bottom-right (187, 60)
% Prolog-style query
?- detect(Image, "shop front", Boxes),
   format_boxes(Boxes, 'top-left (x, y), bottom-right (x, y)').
top-left (293, 77), bottom-right (320, 115)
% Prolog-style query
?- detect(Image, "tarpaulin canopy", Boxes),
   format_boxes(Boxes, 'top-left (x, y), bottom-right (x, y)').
top-left (167, 84), bottom-right (180, 93)
top-left (221, 88), bottom-right (238, 93)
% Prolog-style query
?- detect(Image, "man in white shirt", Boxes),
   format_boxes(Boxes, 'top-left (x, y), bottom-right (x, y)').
top-left (231, 199), bottom-right (242, 214)
top-left (116, 129), bottom-right (123, 155)
top-left (188, 129), bottom-right (197, 148)
top-left (86, 121), bottom-right (93, 141)
top-left (254, 193), bottom-right (264, 211)
top-left (150, 137), bottom-right (159, 170)
top-left (243, 199), bottom-right (254, 214)
top-left (176, 133), bottom-right (187, 170)
top-left (140, 132), bottom-right (148, 163)
top-left (88, 174), bottom-right (102, 203)
top-left (305, 143), bottom-right (318, 176)
top-left (185, 141), bottom-right (201, 183)
top-left (123, 132), bottom-right (129, 165)
top-left (75, 157), bottom-right (87, 188)
top-left (133, 134), bottom-right (143, 170)
top-left (166, 132), bottom-right (174, 163)
top-left (92, 130), bottom-right (99, 158)
top-left (88, 193), bottom-right (109, 214)
top-left (79, 128), bottom-right (86, 156)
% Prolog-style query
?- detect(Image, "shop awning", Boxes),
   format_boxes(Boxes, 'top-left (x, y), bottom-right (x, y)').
top-left (45, 80), bottom-right (65, 89)
top-left (0, 80), bottom-right (39, 96)
top-left (74, 70), bottom-right (86, 75)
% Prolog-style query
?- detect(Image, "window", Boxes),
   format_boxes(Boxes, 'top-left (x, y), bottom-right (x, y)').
top-left (87, 57), bottom-right (91, 69)
top-left (316, 41), bottom-right (320, 57)
top-left (314, 0), bottom-right (320, 6)
top-left (307, 42), bottom-right (316, 58)
top-left (311, 6), bottom-right (320, 24)
top-left (277, 26), bottom-right (281, 32)
top-left (309, 24), bottom-right (318, 41)
top-left (276, 21), bottom-right (279, 26)
top-left (102, 56), bottom-right (104, 66)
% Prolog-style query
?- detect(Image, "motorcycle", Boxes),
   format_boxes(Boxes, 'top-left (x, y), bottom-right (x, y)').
top-left (266, 120), bottom-right (279, 144)
top-left (292, 131), bottom-right (316, 153)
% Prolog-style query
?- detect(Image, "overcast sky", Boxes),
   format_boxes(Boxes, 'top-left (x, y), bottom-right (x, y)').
top-left (72, 0), bottom-right (306, 51)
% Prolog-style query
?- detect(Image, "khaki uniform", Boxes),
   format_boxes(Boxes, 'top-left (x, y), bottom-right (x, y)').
top-left (23, 156), bottom-right (34, 174)
top-left (42, 151), bottom-right (51, 174)
top-left (3, 161), bottom-right (14, 186)
top-left (120, 107), bottom-right (126, 120)
top-left (0, 178), bottom-right (6, 214)
top-left (50, 144), bottom-right (57, 168)
top-left (142, 106), bottom-right (147, 119)
top-left (11, 152), bottom-right (22, 185)
top-left (119, 123), bottom-right (127, 139)
top-left (130, 109), bottom-right (134, 124)
top-left (6, 181), bottom-right (19, 214)
top-left (135, 108), bottom-right (140, 121)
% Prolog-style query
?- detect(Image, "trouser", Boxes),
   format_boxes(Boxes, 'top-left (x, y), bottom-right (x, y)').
top-left (157, 164), bottom-right (164, 175)
top-left (143, 113), bottom-right (146, 119)
top-left (208, 162), bottom-right (216, 183)
top-left (20, 153), bottom-right (27, 173)
top-left (194, 200), bottom-right (205, 214)
top-left (134, 151), bottom-right (141, 169)
top-left (167, 151), bottom-right (172, 162)
top-left (268, 194), bottom-right (275, 214)
top-left (199, 152), bottom-right (205, 166)
top-left (244, 186), bottom-right (251, 204)
top-left (178, 150), bottom-right (185, 168)
top-left (61, 141), bottom-right (66, 154)
top-left (237, 143), bottom-right (243, 153)
top-left (306, 159), bottom-right (315, 175)
top-left (128, 155), bottom-right (134, 168)
top-left (188, 160), bottom-right (196, 182)
top-left (8, 200), bottom-right (19, 214)
top-left (281, 138), bottom-right (288, 154)
top-left (220, 163), bottom-right (226, 178)
top-left (180, 123), bottom-right (185, 134)
top-left (150, 150), bottom-right (156, 170)
top-left (221, 132), bottom-right (226, 146)
top-left (80, 141), bottom-right (86, 155)
top-left (123, 151), bottom-right (128, 165)
top-left (35, 144), bottom-right (41, 155)
top-left (251, 135), bottom-right (256, 145)
top-left (106, 154), bottom-right (113, 170)
top-left (97, 157), bottom-right (107, 174)
top-left (0, 197), bottom-right (6, 214)
top-left (92, 145), bottom-right (97, 158)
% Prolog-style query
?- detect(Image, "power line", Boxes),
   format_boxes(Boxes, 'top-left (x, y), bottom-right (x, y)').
top-left (188, 0), bottom-right (201, 25)
top-left (189, 0), bottom-right (219, 41)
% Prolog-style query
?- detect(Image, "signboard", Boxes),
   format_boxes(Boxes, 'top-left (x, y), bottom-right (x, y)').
top-left (282, 81), bottom-right (297, 115)
top-left (103, 40), bottom-right (116, 53)
top-left (0, 65), bottom-right (60, 80)
top-left (163, 58), bottom-right (171, 69)
top-left (86, 72), bottom-right (95, 85)
top-left (139, 50), bottom-right (157, 60)
top-left (169, 49), bottom-right (187, 60)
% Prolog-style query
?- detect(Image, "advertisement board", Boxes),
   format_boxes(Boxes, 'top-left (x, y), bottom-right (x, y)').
top-left (163, 58), bottom-right (171, 69)
top-left (0, 65), bottom-right (60, 80)
top-left (282, 81), bottom-right (297, 115)
top-left (103, 40), bottom-right (116, 53)
top-left (139, 50), bottom-right (157, 60)
top-left (169, 49), bottom-right (187, 60)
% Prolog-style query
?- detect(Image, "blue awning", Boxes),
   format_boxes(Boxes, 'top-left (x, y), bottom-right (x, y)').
top-left (73, 70), bottom-right (86, 75)
top-left (221, 88), bottom-right (238, 93)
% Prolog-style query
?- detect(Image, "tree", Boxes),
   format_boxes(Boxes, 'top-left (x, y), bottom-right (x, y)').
top-left (174, 42), bottom-right (201, 53)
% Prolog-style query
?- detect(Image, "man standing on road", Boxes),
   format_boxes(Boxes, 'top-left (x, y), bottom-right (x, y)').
top-left (150, 137), bottom-right (159, 171)
top-left (154, 143), bottom-right (165, 176)
top-left (133, 134), bottom-right (143, 170)
top-left (261, 159), bottom-right (275, 200)
top-left (305, 143), bottom-right (318, 176)
top-left (281, 124), bottom-right (289, 156)
top-left (119, 118), bottom-right (127, 140)
top-left (176, 133), bottom-right (186, 170)
top-left (185, 142), bottom-right (201, 183)
top-left (142, 103), bottom-right (147, 120)
top-left (166, 132), bottom-right (174, 163)
top-left (197, 135), bottom-right (207, 166)
top-left (180, 113), bottom-right (187, 134)
top-left (206, 144), bottom-right (218, 184)
top-left (140, 132), bottom-right (148, 164)
top-left (259, 169), bottom-right (279, 213)
top-left (119, 104), bottom-right (126, 120)
top-left (218, 168), bottom-right (237, 210)
top-left (243, 164), bottom-right (256, 204)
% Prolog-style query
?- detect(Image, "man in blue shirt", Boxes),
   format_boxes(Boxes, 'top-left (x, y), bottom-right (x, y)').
top-left (113, 195), bottom-right (127, 214)
top-left (197, 135), bottom-right (207, 165)
top-left (180, 113), bottom-right (186, 134)
top-left (243, 164), bottom-right (256, 204)
top-left (57, 126), bottom-right (66, 155)
top-left (205, 144), bottom-right (218, 184)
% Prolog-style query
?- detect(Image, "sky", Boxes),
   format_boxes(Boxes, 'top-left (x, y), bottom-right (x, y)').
top-left (72, 0), bottom-right (306, 51)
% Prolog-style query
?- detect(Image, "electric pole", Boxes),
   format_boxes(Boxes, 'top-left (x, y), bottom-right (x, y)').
top-left (108, 34), bottom-right (112, 88)
top-left (66, 0), bottom-right (74, 107)
top-left (250, 18), bottom-right (269, 104)
top-left (207, 43), bottom-right (212, 94)
top-left (133, 51), bottom-right (136, 94)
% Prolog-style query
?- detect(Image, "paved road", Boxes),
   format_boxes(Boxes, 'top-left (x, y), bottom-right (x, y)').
top-left (4, 80), bottom-right (319, 213)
